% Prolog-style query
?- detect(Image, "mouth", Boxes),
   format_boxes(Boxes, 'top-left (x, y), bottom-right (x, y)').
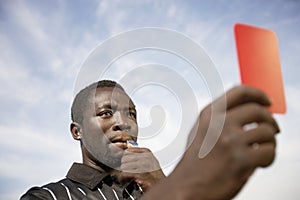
top-left (111, 141), bottom-right (127, 149)
top-left (110, 136), bottom-right (136, 149)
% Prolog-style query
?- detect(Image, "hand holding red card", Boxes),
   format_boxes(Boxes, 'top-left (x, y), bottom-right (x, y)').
top-left (234, 23), bottom-right (286, 114)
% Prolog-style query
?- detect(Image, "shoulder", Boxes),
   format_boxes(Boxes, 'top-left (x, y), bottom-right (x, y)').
top-left (20, 178), bottom-right (73, 200)
top-left (20, 186), bottom-right (56, 200)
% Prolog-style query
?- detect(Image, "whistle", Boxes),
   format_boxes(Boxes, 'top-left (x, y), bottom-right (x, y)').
top-left (126, 140), bottom-right (138, 148)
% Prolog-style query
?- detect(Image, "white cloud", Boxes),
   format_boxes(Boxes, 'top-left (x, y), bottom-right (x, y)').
top-left (167, 4), bottom-right (177, 19)
top-left (96, 0), bottom-right (109, 16)
top-left (0, 124), bottom-right (80, 174)
top-left (0, 59), bottom-right (44, 105)
top-left (0, 123), bottom-right (81, 199)
top-left (95, 1), bottom-right (130, 35)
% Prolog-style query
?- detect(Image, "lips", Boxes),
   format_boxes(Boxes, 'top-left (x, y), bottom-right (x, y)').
top-left (112, 142), bottom-right (127, 149)
top-left (110, 133), bottom-right (134, 143)
top-left (110, 135), bottom-right (135, 149)
top-left (111, 137), bottom-right (132, 143)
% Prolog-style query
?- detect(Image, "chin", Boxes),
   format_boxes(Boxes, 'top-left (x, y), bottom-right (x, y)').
top-left (103, 157), bottom-right (122, 169)
top-left (101, 150), bottom-right (124, 169)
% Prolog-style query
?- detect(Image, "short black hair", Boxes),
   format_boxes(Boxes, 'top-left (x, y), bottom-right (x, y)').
top-left (71, 80), bottom-right (126, 124)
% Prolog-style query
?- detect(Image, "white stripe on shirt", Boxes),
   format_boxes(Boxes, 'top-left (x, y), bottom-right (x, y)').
top-left (98, 188), bottom-right (107, 200)
top-left (42, 187), bottom-right (57, 200)
top-left (77, 187), bottom-right (86, 196)
top-left (60, 182), bottom-right (72, 200)
top-left (124, 188), bottom-right (135, 200)
top-left (112, 188), bottom-right (119, 200)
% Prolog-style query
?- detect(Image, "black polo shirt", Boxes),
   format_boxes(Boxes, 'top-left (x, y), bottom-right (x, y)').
top-left (20, 163), bottom-right (144, 200)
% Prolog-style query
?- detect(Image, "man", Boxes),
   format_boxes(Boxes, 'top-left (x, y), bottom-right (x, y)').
top-left (21, 80), bottom-right (166, 199)
top-left (22, 80), bottom-right (279, 200)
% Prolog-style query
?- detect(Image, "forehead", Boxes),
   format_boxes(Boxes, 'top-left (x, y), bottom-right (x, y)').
top-left (93, 87), bottom-right (135, 108)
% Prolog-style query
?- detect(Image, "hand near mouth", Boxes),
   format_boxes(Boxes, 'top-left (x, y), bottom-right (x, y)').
top-left (118, 147), bottom-right (166, 192)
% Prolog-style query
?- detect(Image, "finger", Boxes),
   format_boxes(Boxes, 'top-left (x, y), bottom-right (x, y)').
top-left (121, 153), bottom-right (140, 164)
top-left (123, 148), bottom-right (152, 160)
top-left (124, 147), bottom-right (151, 154)
top-left (217, 85), bottom-right (272, 111)
top-left (243, 123), bottom-right (276, 145)
top-left (119, 172), bottom-right (138, 179)
top-left (118, 172), bottom-right (138, 183)
top-left (228, 103), bottom-right (280, 133)
top-left (121, 162), bottom-right (139, 172)
top-left (121, 162), bottom-right (149, 173)
top-left (247, 143), bottom-right (276, 168)
top-left (122, 150), bottom-right (151, 164)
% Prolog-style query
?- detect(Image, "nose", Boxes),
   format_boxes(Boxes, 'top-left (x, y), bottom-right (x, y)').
top-left (112, 112), bottom-right (131, 131)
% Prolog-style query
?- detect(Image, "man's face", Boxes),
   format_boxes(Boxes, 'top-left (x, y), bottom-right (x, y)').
top-left (81, 86), bottom-right (138, 168)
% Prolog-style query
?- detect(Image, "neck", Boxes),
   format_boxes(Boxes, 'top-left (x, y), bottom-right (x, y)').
top-left (81, 145), bottom-right (121, 174)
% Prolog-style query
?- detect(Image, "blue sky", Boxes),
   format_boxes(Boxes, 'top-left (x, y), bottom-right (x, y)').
top-left (1, 0), bottom-right (300, 199)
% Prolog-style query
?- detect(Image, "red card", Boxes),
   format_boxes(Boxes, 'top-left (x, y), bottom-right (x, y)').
top-left (234, 23), bottom-right (286, 114)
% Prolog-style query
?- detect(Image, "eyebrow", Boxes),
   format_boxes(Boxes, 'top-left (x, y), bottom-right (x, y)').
top-left (95, 103), bottom-right (116, 111)
top-left (95, 102), bottom-right (136, 111)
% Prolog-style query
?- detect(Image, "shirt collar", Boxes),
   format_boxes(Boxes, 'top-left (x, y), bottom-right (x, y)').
top-left (66, 162), bottom-right (110, 190)
top-left (66, 162), bottom-right (142, 195)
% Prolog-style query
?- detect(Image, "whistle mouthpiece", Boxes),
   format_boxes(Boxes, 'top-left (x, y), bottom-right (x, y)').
top-left (127, 140), bottom-right (138, 148)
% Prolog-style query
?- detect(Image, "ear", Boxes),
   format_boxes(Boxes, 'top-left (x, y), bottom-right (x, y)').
top-left (70, 122), bottom-right (82, 140)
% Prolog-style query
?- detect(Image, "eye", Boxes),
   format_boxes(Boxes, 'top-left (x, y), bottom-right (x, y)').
top-left (97, 110), bottom-right (113, 118)
top-left (128, 110), bottom-right (137, 120)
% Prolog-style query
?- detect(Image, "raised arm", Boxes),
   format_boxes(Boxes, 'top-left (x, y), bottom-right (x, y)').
top-left (141, 86), bottom-right (279, 200)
